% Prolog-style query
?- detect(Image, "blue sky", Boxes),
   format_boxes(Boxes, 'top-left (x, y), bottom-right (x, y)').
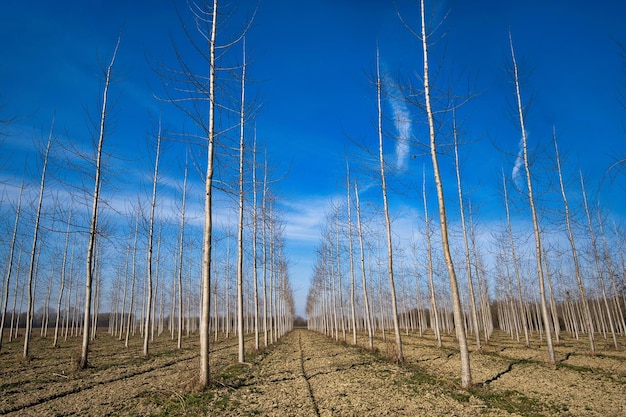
top-left (1, 0), bottom-right (625, 317)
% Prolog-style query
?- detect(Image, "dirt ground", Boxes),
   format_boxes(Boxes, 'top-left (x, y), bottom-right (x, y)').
top-left (1, 328), bottom-right (625, 416)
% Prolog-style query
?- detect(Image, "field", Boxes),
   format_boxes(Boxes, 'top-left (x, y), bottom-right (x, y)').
top-left (1, 329), bottom-right (625, 416)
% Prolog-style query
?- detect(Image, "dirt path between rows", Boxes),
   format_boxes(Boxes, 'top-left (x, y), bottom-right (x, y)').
top-left (205, 329), bottom-right (510, 416)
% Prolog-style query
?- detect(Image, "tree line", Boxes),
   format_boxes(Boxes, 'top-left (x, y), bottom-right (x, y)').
top-left (305, 0), bottom-right (626, 389)
top-left (0, 0), bottom-right (294, 389)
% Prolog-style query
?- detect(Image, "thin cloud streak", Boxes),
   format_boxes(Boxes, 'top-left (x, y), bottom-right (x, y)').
top-left (383, 73), bottom-right (411, 172)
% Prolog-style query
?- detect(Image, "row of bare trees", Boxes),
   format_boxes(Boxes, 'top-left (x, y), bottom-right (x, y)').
top-left (306, 0), bottom-right (625, 389)
top-left (0, 0), bottom-right (294, 389)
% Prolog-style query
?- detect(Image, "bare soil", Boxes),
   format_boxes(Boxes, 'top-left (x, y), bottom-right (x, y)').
top-left (1, 329), bottom-right (624, 416)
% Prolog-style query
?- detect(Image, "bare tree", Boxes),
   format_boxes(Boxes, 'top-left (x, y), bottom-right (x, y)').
top-left (354, 181), bottom-right (374, 350)
top-left (53, 207), bottom-right (72, 347)
top-left (251, 133), bottom-right (260, 350)
top-left (236, 37), bottom-right (247, 364)
top-left (125, 209), bottom-right (140, 348)
top-left (553, 132), bottom-right (595, 352)
top-left (501, 168), bottom-right (529, 346)
top-left (419, 0), bottom-right (471, 387)
top-left (143, 122), bottom-right (162, 357)
top-left (177, 158), bottom-right (188, 349)
top-left (23, 123), bottom-right (53, 359)
top-left (346, 162), bottom-right (358, 345)
top-left (422, 168), bottom-right (441, 347)
top-left (376, 47), bottom-right (403, 362)
top-left (509, 33), bottom-right (555, 364)
top-left (80, 36), bottom-right (120, 369)
top-left (580, 171), bottom-right (618, 348)
top-left (0, 181), bottom-right (24, 352)
top-left (453, 116), bottom-right (481, 350)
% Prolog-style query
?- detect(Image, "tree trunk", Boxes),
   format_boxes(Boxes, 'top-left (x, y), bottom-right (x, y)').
top-left (580, 172), bottom-right (618, 348)
top-left (199, 0), bottom-right (218, 388)
top-left (125, 211), bottom-right (139, 348)
top-left (80, 37), bottom-right (120, 369)
top-left (177, 159), bottom-right (188, 349)
top-left (423, 170), bottom-right (441, 347)
top-left (354, 182), bottom-right (374, 350)
top-left (553, 133), bottom-right (594, 352)
top-left (376, 47), bottom-right (403, 362)
top-left (0, 181), bottom-right (23, 352)
top-left (143, 123), bottom-right (161, 357)
top-left (236, 38), bottom-right (247, 363)
top-left (346, 163), bottom-right (358, 346)
top-left (420, 0), bottom-right (471, 386)
top-left (509, 33), bottom-right (555, 364)
top-left (24, 124), bottom-right (53, 359)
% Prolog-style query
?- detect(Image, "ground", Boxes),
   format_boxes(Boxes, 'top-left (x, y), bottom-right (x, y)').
top-left (1, 328), bottom-right (625, 416)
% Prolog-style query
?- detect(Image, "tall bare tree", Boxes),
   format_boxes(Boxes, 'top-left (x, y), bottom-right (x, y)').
top-left (236, 37), bottom-right (247, 364)
top-left (509, 33), bottom-right (555, 364)
top-left (80, 36), bottom-right (120, 369)
top-left (418, 0), bottom-right (471, 386)
top-left (23, 123), bottom-right (53, 359)
top-left (553, 132), bottom-right (595, 352)
top-left (376, 47), bottom-right (403, 362)
top-left (53, 207), bottom-right (72, 347)
top-left (453, 117), bottom-right (481, 350)
top-left (346, 162), bottom-right (358, 345)
top-left (354, 181), bottom-right (374, 350)
top-left (502, 168), bottom-right (529, 346)
top-left (580, 171), bottom-right (618, 348)
top-left (177, 158), bottom-right (188, 349)
top-left (422, 168), bottom-right (441, 347)
top-left (143, 122), bottom-right (162, 357)
top-left (0, 181), bottom-right (24, 352)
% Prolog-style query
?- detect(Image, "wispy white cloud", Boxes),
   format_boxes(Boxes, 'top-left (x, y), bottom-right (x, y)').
top-left (383, 73), bottom-right (411, 172)
top-left (511, 137), bottom-right (524, 190)
top-left (281, 196), bottom-right (332, 243)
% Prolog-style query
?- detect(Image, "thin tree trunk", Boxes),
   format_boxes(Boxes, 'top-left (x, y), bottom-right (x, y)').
top-left (420, 0), bottom-right (471, 386)
top-left (553, 133), bottom-right (594, 352)
top-left (0, 182), bottom-right (24, 352)
top-left (376, 47), bottom-right (403, 362)
top-left (9, 248), bottom-right (23, 342)
top-left (236, 38), bottom-right (246, 363)
top-left (252, 133), bottom-right (260, 350)
top-left (580, 173), bottom-right (618, 348)
top-left (262, 154), bottom-right (269, 348)
top-left (423, 169), bottom-right (441, 347)
top-left (143, 122), bottom-right (161, 357)
top-left (509, 34), bottom-right (555, 364)
top-left (177, 159), bottom-right (188, 349)
top-left (80, 37), bottom-right (120, 369)
top-left (336, 209), bottom-right (346, 342)
top-left (23, 125), bottom-right (53, 358)
top-left (125, 211), bottom-right (139, 348)
top-left (346, 163), bottom-right (358, 346)
top-left (354, 182), bottom-right (374, 350)
top-left (502, 168), bottom-right (530, 346)
top-left (53, 208), bottom-right (72, 347)
top-left (453, 119), bottom-right (481, 350)
top-left (199, 0), bottom-right (218, 388)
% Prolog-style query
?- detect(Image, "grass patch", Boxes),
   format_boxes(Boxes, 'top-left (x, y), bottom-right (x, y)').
top-left (468, 387), bottom-right (549, 417)
top-left (140, 390), bottom-right (215, 416)
top-left (215, 363), bottom-right (250, 388)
